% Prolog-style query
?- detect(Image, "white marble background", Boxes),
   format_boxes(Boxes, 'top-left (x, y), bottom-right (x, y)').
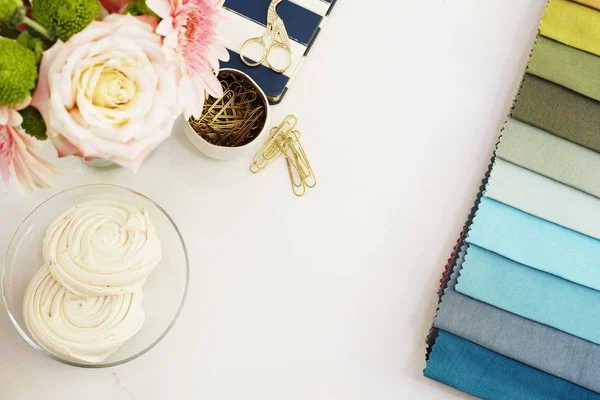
top-left (0, 0), bottom-right (546, 398)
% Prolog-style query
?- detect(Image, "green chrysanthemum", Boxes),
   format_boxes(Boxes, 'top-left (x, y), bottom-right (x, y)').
top-left (19, 106), bottom-right (47, 140)
top-left (16, 31), bottom-right (44, 63)
top-left (0, 38), bottom-right (37, 106)
top-left (124, 0), bottom-right (158, 18)
top-left (31, 0), bottom-right (101, 41)
top-left (0, 0), bottom-right (21, 21)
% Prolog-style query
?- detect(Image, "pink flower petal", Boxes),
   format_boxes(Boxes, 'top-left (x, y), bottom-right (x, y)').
top-left (181, 77), bottom-right (206, 118)
top-left (146, 0), bottom-right (174, 19)
top-left (151, 0), bottom-right (229, 117)
top-left (164, 30), bottom-right (179, 48)
top-left (0, 108), bottom-right (8, 126)
top-left (0, 125), bottom-right (58, 195)
top-left (8, 111), bottom-right (23, 127)
top-left (156, 17), bottom-right (174, 37)
top-left (198, 68), bottom-right (223, 98)
top-left (215, 44), bottom-right (230, 62)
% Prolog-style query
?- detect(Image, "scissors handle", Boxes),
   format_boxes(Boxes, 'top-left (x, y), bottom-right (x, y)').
top-left (266, 41), bottom-right (293, 74)
top-left (240, 36), bottom-right (268, 67)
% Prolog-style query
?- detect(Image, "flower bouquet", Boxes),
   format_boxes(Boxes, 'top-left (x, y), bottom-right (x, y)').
top-left (0, 0), bottom-right (228, 193)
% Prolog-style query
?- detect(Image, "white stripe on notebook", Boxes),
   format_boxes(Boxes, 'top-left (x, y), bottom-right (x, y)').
top-left (288, 0), bottom-right (329, 16)
top-left (218, 9), bottom-right (307, 78)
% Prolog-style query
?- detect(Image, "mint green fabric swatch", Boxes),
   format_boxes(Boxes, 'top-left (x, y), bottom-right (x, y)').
top-left (497, 118), bottom-right (600, 199)
top-left (529, 36), bottom-right (600, 102)
top-left (485, 159), bottom-right (600, 241)
top-left (456, 245), bottom-right (600, 345)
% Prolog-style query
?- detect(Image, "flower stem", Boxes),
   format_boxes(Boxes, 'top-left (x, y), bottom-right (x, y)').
top-left (22, 17), bottom-right (53, 41)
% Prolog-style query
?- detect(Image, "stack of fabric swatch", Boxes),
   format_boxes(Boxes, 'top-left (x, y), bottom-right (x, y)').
top-left (424, 0), bottom-right (600, 398)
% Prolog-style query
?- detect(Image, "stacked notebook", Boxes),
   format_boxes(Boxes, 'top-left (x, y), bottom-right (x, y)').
top-left (424, 0), bottom-right (600, 398)
top-left (218, 0), bottom-right (337, 104)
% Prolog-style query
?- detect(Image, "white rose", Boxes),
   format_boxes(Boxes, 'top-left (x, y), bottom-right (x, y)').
top-left (32, 14), bottom-right (182, 171)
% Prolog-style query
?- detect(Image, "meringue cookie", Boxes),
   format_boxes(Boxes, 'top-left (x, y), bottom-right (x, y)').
top-left (23, 265), bottom-right (145, 363)
top-left (43, 200), bottom-right (161, 296)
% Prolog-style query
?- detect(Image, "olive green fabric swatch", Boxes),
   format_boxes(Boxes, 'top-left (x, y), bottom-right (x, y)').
top-left (497, 118), bottom-right (600, 199)
top-left (529, 37), bottom-right (600, 102)
top-left (512, 74), bottom-right (600, 154)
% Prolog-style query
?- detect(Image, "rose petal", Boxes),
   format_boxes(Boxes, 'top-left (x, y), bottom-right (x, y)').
top-left (50, 134), bottom-right (83, 158)
top-left (37, 14), bottom-right (184, 171)
top-left (32, 41), bottom-right (65, 126)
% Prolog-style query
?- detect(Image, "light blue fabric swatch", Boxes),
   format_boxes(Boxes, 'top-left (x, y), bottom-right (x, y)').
top-left (425, 330), bottom-right (600, 400)
top-left (455, 245), bottom-right (600, 345)
top-left (467, 197), bottom-right (600, 290)
top-left (435, 243), bottom-right (600, 393)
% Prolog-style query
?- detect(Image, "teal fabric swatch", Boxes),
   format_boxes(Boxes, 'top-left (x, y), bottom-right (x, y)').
top-left (455, 245), bottom-right (600, 345)
top-left (425, 330), bottom-right (600, 400)
top-left (468, 197), bottom-right (600, 290)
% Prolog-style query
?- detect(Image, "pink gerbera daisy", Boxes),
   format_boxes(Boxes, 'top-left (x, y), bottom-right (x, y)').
top-left (0, 99), bottom-right (59, 195)
top-left (147, 0), bottom-right (230, 118)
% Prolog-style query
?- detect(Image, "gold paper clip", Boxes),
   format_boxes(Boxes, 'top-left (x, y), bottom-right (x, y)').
top-left (250, 115), bottom-right (316, 196)
top-left (250, 115), bottom-right (298, 173)
top-left (189, 70), bottom-right (267, 148)
top-left (276, 131), bottom-right (316, 196)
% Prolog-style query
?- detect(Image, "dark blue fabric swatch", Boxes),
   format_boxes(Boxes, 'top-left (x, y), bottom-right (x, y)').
top-left (425, 331), bottom-right (600, 399)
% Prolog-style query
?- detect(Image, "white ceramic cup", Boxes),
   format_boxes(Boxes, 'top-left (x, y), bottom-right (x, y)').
top-left (183, 68), bottom-right (270, 161)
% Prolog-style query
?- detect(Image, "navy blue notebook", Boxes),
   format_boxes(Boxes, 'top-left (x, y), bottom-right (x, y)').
top-left (218, 0), bottom-right (337, 104)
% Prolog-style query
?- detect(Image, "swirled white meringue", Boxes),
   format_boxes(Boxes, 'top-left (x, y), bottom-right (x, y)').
top-left (43, 200), bottom-right (161, 296)
top-left (23, 265), bottom-right (145, 363)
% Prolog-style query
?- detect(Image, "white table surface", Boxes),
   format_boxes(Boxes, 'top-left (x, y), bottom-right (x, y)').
top-left (0, 1), bottom-right (547, 398)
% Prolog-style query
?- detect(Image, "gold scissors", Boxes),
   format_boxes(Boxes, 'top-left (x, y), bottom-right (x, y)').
top-left (240, 0), bottom-right (293, 74)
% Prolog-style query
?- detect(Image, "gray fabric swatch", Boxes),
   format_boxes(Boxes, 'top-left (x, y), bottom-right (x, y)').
top-left (434, 243), bottom-right (600, 393)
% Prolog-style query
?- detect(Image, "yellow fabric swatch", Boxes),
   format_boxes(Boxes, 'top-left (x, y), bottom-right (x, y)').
top-left (541, 0), bottom-right (600, 56)
top-left (573, 0), bottom-right (600, 11)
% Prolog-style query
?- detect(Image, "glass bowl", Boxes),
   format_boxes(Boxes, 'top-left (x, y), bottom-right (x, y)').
top-left (1, 184), bottom-right (189, 368)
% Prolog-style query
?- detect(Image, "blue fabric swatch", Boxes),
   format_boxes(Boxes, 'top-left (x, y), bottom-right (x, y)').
top-left (425, 330), bottom-right (600, 400)
top-left (467, 197), bottom-right (600, 290)
top-left (435, 244), bottom-right (600, 393)
top-left (456, 245), bottom-right (600, 345)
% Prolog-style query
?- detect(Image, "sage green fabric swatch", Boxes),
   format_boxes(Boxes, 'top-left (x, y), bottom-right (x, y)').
top-left (529, 37), bottom-right (600, 102)
top-left (497, 118), bottom-right (600, 199)
top-left (512, 74), bottom-right (600, 153)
